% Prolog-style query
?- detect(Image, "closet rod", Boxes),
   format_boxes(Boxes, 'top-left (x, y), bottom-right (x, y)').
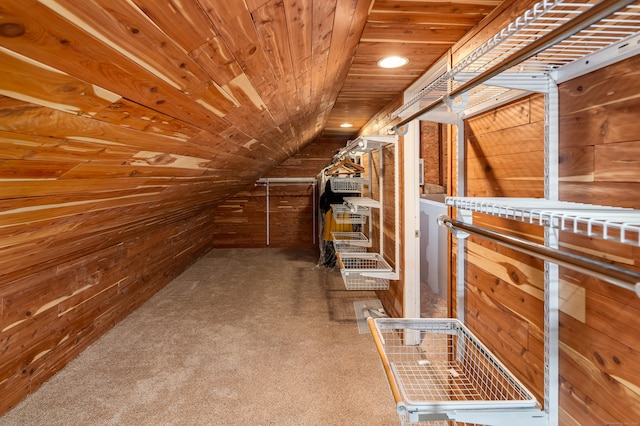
top-left (393, 0), bottom-right (637, 134)
top-left (438, 215), bottom-right (640, 297)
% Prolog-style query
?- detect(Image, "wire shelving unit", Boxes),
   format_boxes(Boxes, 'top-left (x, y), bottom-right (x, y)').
top-left (369, 0), bottom-right (640, 425)
top-left (329, 136), bottom-right (399, 290)
top-left (331, 203), bottom-right (370, 225)
top-left (392, 0), bottom-right (640, 124)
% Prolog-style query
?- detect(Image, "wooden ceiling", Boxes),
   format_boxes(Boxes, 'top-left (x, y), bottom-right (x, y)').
top-left (0, 0), bottom-right (499, 204)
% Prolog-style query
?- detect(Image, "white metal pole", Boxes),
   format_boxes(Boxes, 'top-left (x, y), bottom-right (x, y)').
top-left (403, 122), bottom-right (421, 320)
top-left (312, 182), bottom-right (316, 245)
top-left (544, 79), bottom-right (560, 426)
top-left (379, 149), bottom-right (385, 255)
top-left (455, 118), bottom-right (466, 323)
top-left (266, 181), bottom-right (270, 246)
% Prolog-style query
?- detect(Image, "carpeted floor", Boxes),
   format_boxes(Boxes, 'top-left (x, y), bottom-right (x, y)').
top-left (0, 248), bottom-right (399, 425)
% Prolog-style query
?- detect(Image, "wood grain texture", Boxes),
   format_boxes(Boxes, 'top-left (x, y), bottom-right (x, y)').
top-left (459, 94), bottom-right (546, 407)
top-left (212, 136), bottom-right (347, 248)
top-left (457, 55), bottom-right (640, 423)
top-left (0, 0), bottom-right (501, 415)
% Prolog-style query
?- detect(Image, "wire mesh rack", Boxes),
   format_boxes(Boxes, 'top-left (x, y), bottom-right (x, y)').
top-left (369, 318), bottom-right (543, 424)
top-left (329, 176), bottom-right (368, 193)
top-left (337, 253), bottom-right (393, 290)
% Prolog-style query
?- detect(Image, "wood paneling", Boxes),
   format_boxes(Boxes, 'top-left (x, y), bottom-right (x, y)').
top-left (555, 55), bottom-right (640, 425)
top-left (0, 212), bottom-right (215, 415)
top-left (459, 93), bottom-right (546, 404)
top-left (0, 0), bottom-right (500, 415)
top-left (212, 136), bottom-right (348, 248)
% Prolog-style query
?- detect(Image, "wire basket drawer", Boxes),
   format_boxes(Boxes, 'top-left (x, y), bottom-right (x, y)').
top-left (337, 253), bottom-right (392, 290)
top-left (329, 177), bottom-right (368, 193)
top-left (333, 240), bottom-right (368, 254)
top-left (332, 204), bottom-right (368, 225)
top-left (331, 231), bottom-right (371, 247)
top-left (369, 318), bottom-right (542, 424)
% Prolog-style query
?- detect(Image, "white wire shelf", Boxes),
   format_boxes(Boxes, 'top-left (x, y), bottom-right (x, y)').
top-left (393, 0), bottom-right (640, 119)
top-left (337, 253), bottom-right (393, 290)
top-left (446, 197), bottom-right (640, 246)
top-left (344, 196), bottom-right (381, 210)
top-left (369, 318), bottom-right (544, 425)
top-left (329, 177), bottom-right (368, 193)
top-left (331, 231), bottom-right (371, 247)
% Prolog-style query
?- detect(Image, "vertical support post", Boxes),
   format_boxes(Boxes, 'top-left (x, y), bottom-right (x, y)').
top-left (403, 122), bottom-right (421, 320)
top-left (455, 118), bottom-right (466, 323)
top-left (544, 80), bottom-right (560, 426)
top-left (379, 147), bottom-right (385, 255)
top-left (266, 181), bottom-right (270, 246)
top-left (312, 182), bottom-right (316, 245)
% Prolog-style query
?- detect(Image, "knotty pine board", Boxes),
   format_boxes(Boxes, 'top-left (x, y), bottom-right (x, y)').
top-left (199, 0), bottom-right (289, 126)
top-left (0, 98), bottom-right (273, 169)
top-left (252, 1), bottom-right (300, 118)
top-left (130, 0), bottom-right (216, 53)
top-left (0, 1), bottom-right (229, 132)
top-left (284, 0), bottom-right (312, 108)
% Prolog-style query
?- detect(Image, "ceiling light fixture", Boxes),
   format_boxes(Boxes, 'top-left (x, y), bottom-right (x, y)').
top-left (377, 56), bottom-right (409, 69)
top-left (340, 123), bottom-right (353, 128)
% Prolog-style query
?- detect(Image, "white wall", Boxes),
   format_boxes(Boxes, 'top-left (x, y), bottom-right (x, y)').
top-left (419, 195), bottom-right (447, 297)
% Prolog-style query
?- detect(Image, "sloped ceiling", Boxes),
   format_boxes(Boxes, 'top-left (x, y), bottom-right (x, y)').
top-left (0, 0), bottom-right (498, 206)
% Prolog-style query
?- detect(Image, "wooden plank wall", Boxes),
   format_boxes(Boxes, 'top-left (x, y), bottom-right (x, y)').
top-left (211, 135), bottom-right (347, 248)
top-left (460, 94), bottom-right (547, 405)
top-left (0, 210), bottom-right (215, 414)
top-left (556, 54), bottom-right (640, 424)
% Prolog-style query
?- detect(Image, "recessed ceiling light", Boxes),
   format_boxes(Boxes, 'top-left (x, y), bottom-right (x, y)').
top-left (377, 56), bottom-right (409, 69)
top-left (340, 123), bottom-right (353, 128)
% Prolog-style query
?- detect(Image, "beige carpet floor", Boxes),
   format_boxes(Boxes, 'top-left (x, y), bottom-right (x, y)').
top-left (0, 248), bottom-right (399, 425)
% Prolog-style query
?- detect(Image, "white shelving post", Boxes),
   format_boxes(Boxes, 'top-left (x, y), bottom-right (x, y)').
top-left (403, 120), bottom-right (421, 321)
top-left (544, 79), bottom-right (560, 426)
